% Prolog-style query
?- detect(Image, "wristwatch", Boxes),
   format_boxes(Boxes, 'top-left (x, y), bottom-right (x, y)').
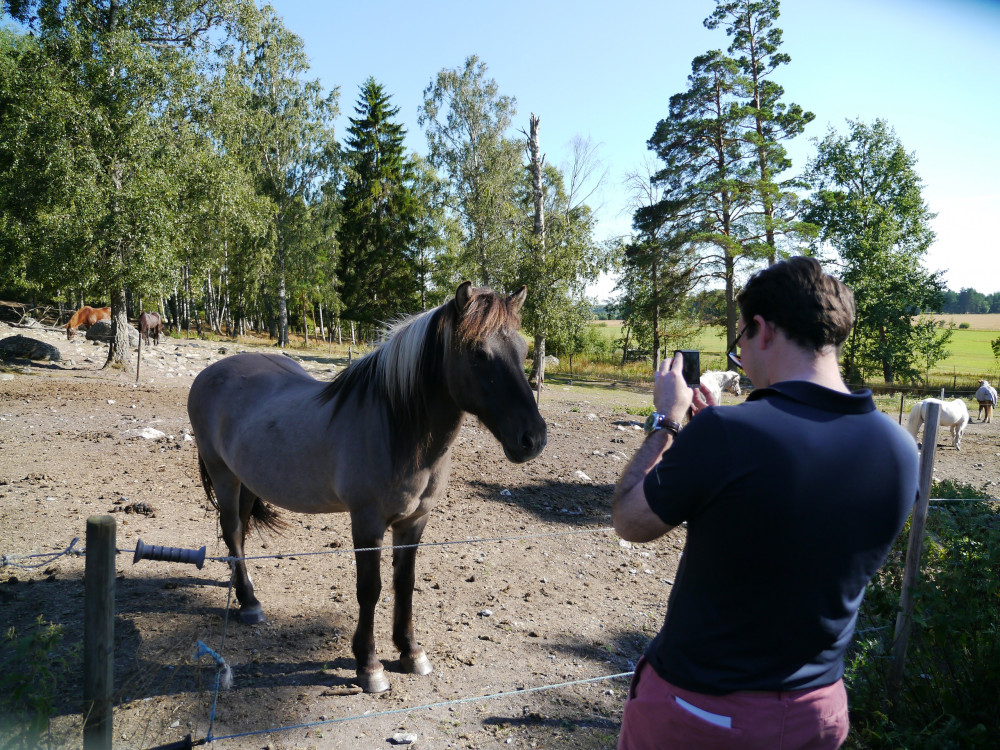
top-left (643, 411), bottom-right (681, 436)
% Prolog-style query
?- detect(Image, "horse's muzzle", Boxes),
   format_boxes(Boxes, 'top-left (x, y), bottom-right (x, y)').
top-left (503, 424), bottom-right (547, 463)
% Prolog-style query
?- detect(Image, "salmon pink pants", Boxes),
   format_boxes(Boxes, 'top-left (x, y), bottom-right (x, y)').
top-left (618, 658), bottom-right (850, 750)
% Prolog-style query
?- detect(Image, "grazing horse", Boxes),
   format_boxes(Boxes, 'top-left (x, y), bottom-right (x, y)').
top-left (906, 397), bottom-right (970, 450)
top-left (188, 282), bottom-right (547, 693)
top-left (65, 305), bottom-right (110, 339)
top-left (975, 380), bottom-right (997, 423)
top-left (700, 370), bottom-right (741, 403)
top-left (138, 312), bottom-right (162, 346)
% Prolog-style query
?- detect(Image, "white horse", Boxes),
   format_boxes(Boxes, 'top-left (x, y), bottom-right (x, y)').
top-left (974, 380), bottom-right (997, 423)
top-left (700, 370), bottom-right (741, 403)
top-left (906, 397), bottom-right (970, 450)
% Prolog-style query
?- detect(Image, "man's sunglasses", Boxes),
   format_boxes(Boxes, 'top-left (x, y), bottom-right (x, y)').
top-left (727, 326), bottom-right (747, 372)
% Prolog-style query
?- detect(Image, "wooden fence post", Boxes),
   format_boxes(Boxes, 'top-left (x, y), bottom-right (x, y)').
top-left (889, 401), bottom-right (940, 698)
top-left (84, 516), bottom-right (116, 750)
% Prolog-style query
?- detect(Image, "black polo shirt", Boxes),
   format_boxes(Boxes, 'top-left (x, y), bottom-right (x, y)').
top-left (642, 381), bottom-right (918, 694)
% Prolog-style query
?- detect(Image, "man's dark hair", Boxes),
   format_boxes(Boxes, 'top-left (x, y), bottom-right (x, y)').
top-left (737, 256), bottom-right (854, 351)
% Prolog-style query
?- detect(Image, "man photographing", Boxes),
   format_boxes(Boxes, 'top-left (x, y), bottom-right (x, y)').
top-left (613, 257), bottom-right (918, 749)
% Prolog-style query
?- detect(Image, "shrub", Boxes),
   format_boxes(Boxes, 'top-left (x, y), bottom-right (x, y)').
top-left (0, 616), bottom-right (80, 750)
top-left (844, 482), bottom-right (999, 749)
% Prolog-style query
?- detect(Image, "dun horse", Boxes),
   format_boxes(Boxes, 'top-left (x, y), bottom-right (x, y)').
top-left (975, 380), bottom-right (997, 423)
top-left (65, 305), bottom-right (110, 339)
top-left (138, 312), bottom-right (163, 346)
top-left (188, 283), bottom-right (547, 692)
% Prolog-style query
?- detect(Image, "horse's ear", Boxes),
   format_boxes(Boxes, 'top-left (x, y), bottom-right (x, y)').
top-left (455, 281), bottom-right (474, 314)
top-left (508, 286), bottom-right (527, 314)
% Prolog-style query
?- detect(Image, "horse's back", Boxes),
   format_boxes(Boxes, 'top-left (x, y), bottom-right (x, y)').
top-left (191, 353), bottom-right (313, 405)
top-left (910, 397), bottom-right (968, 430)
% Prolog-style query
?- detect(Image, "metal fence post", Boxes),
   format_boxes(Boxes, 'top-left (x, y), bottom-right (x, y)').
top-left (84, 516), bottom-right (116, 750)
top-left (889, 401), bottom-right (939, 698)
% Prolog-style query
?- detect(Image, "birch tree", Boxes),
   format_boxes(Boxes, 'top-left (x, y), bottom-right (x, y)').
top-left (419, 56), bottom-right (522, 287)
top-left (2, 0), bottom-right (260, 370)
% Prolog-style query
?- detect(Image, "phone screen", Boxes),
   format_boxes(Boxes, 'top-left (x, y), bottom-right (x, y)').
top-left (674, 349), bottom-right (701, 387)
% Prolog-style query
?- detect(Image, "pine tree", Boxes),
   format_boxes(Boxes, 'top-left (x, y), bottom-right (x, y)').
top-left (706, 0), bottom-right (815, 264)
top-left (641, 50), bottom-right (759, 348)
top-left (337, 78), bottom-right (419, 327)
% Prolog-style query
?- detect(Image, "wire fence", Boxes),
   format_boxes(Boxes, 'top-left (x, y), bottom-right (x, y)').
top-left (3, 496), bottom-right (997, 748)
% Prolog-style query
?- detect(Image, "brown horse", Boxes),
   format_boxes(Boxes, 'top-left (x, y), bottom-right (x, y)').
top-left (65, 305), bottom-right (111, 339)
top-left (138, 312), bottom-right (162, 346)
top-left (188, 283), bottom-right (547, 693)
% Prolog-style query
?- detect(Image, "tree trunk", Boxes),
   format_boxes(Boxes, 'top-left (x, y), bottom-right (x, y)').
top-left (526, 113), bottom-right (547, 395)
top-left (879, 325), bottom-right (893, 384)
top-left (277, 242), bottom-right (289, 347)
top-left (725, 253), bottom-right (738, 371)
top-left (651, 256), bottom-right (661, 371)
top-left (103, 287), bottom-right (132, 372)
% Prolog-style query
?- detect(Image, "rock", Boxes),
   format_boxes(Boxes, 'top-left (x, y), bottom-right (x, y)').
top-left (389, 733), bottom-right (418, 745)
top-left (126, 427), bottom-right (167, 440)
top-left (85, 319), bottom-right (140, 346)
top-left (0, 335), bottom-right (62, 362)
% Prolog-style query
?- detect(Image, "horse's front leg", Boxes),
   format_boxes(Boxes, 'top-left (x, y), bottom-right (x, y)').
top-left (391, 513), bottom-right (432, 676)
top-left (351, 524), bottom-right (389, 693)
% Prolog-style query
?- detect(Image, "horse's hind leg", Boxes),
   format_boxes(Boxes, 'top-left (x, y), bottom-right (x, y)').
top-left (351, 521), bottom-right (389, 693)
top-left (391, 514), bottom-right (432, 677)
top-left (211, 468), bottom-right (265, 623)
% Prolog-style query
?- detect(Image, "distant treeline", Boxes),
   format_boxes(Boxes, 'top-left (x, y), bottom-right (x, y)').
top-left (939, 288), bottom-right (1000, 314)
top-left (594, 287), bottom-right (1000, 321)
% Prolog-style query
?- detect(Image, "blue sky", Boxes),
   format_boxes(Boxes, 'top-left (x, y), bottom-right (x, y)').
top-left (267, 0), bottom-right (1000, 299)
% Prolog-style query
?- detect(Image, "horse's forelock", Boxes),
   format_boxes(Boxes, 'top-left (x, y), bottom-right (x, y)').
top-left (455, 291), bottom-right (520, 346)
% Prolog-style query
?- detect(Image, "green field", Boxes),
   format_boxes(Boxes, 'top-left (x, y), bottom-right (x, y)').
top-left (570, 319), bottom-right (1000, 385)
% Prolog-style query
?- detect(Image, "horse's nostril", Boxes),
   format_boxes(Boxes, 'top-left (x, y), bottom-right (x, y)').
top-left (520, 429), bottom-right (545, 456)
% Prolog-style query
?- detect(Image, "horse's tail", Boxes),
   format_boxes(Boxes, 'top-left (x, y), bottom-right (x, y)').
top-left (197, 453), bottom-right (220, 512)
top-left (197, 452), bottom-right (288, 533)
top-left (245, 493), bottom-right (289, 533)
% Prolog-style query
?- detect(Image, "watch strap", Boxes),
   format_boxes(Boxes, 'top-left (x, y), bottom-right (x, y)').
top-left (645, 412), bottom-right (681, 436)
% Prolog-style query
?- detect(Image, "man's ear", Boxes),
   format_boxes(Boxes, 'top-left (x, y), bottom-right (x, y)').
top-left (754, 315), bottom-right (774, 348)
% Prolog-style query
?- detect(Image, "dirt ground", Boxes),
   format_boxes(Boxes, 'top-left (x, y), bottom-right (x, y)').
top-left (1, 319), bottom-right (998, 750)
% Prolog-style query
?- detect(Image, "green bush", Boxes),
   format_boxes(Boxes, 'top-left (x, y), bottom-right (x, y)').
top-left (844, 482), bottom-right (999, 749)
top-left (0, 616), bottom-right (80, 750)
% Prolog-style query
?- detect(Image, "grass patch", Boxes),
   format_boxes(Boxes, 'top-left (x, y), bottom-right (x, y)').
top-left (547, 321), bottom-right (999, 388)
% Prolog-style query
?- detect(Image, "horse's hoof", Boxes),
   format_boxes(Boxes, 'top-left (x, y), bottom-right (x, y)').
top-left (356, 670), bottom-right (390, 694)
top-left (239, 605), bottom-right (265, 624)
top-left (400, 652), bottom-right (433, 676)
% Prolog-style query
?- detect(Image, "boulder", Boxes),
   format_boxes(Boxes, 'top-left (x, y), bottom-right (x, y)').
top-left (85, 319), bottom-right (140, 346)
top-left (0, 335), bottom-right (62, 362)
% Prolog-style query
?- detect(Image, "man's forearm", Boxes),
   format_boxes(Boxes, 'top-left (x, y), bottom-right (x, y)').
top-left (613, 430), bottom-right (672, 508)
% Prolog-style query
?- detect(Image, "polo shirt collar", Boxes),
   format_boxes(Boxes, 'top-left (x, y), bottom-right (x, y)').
top-left (746, 380), bottom-right (875, 414)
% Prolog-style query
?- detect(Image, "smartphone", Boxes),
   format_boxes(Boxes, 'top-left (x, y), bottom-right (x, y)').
top-left (674, 349), bottom-right (701, 387)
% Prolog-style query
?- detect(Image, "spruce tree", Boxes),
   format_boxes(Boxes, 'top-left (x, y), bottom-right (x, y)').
top-left (337, 78), bottom-right (419, 327)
